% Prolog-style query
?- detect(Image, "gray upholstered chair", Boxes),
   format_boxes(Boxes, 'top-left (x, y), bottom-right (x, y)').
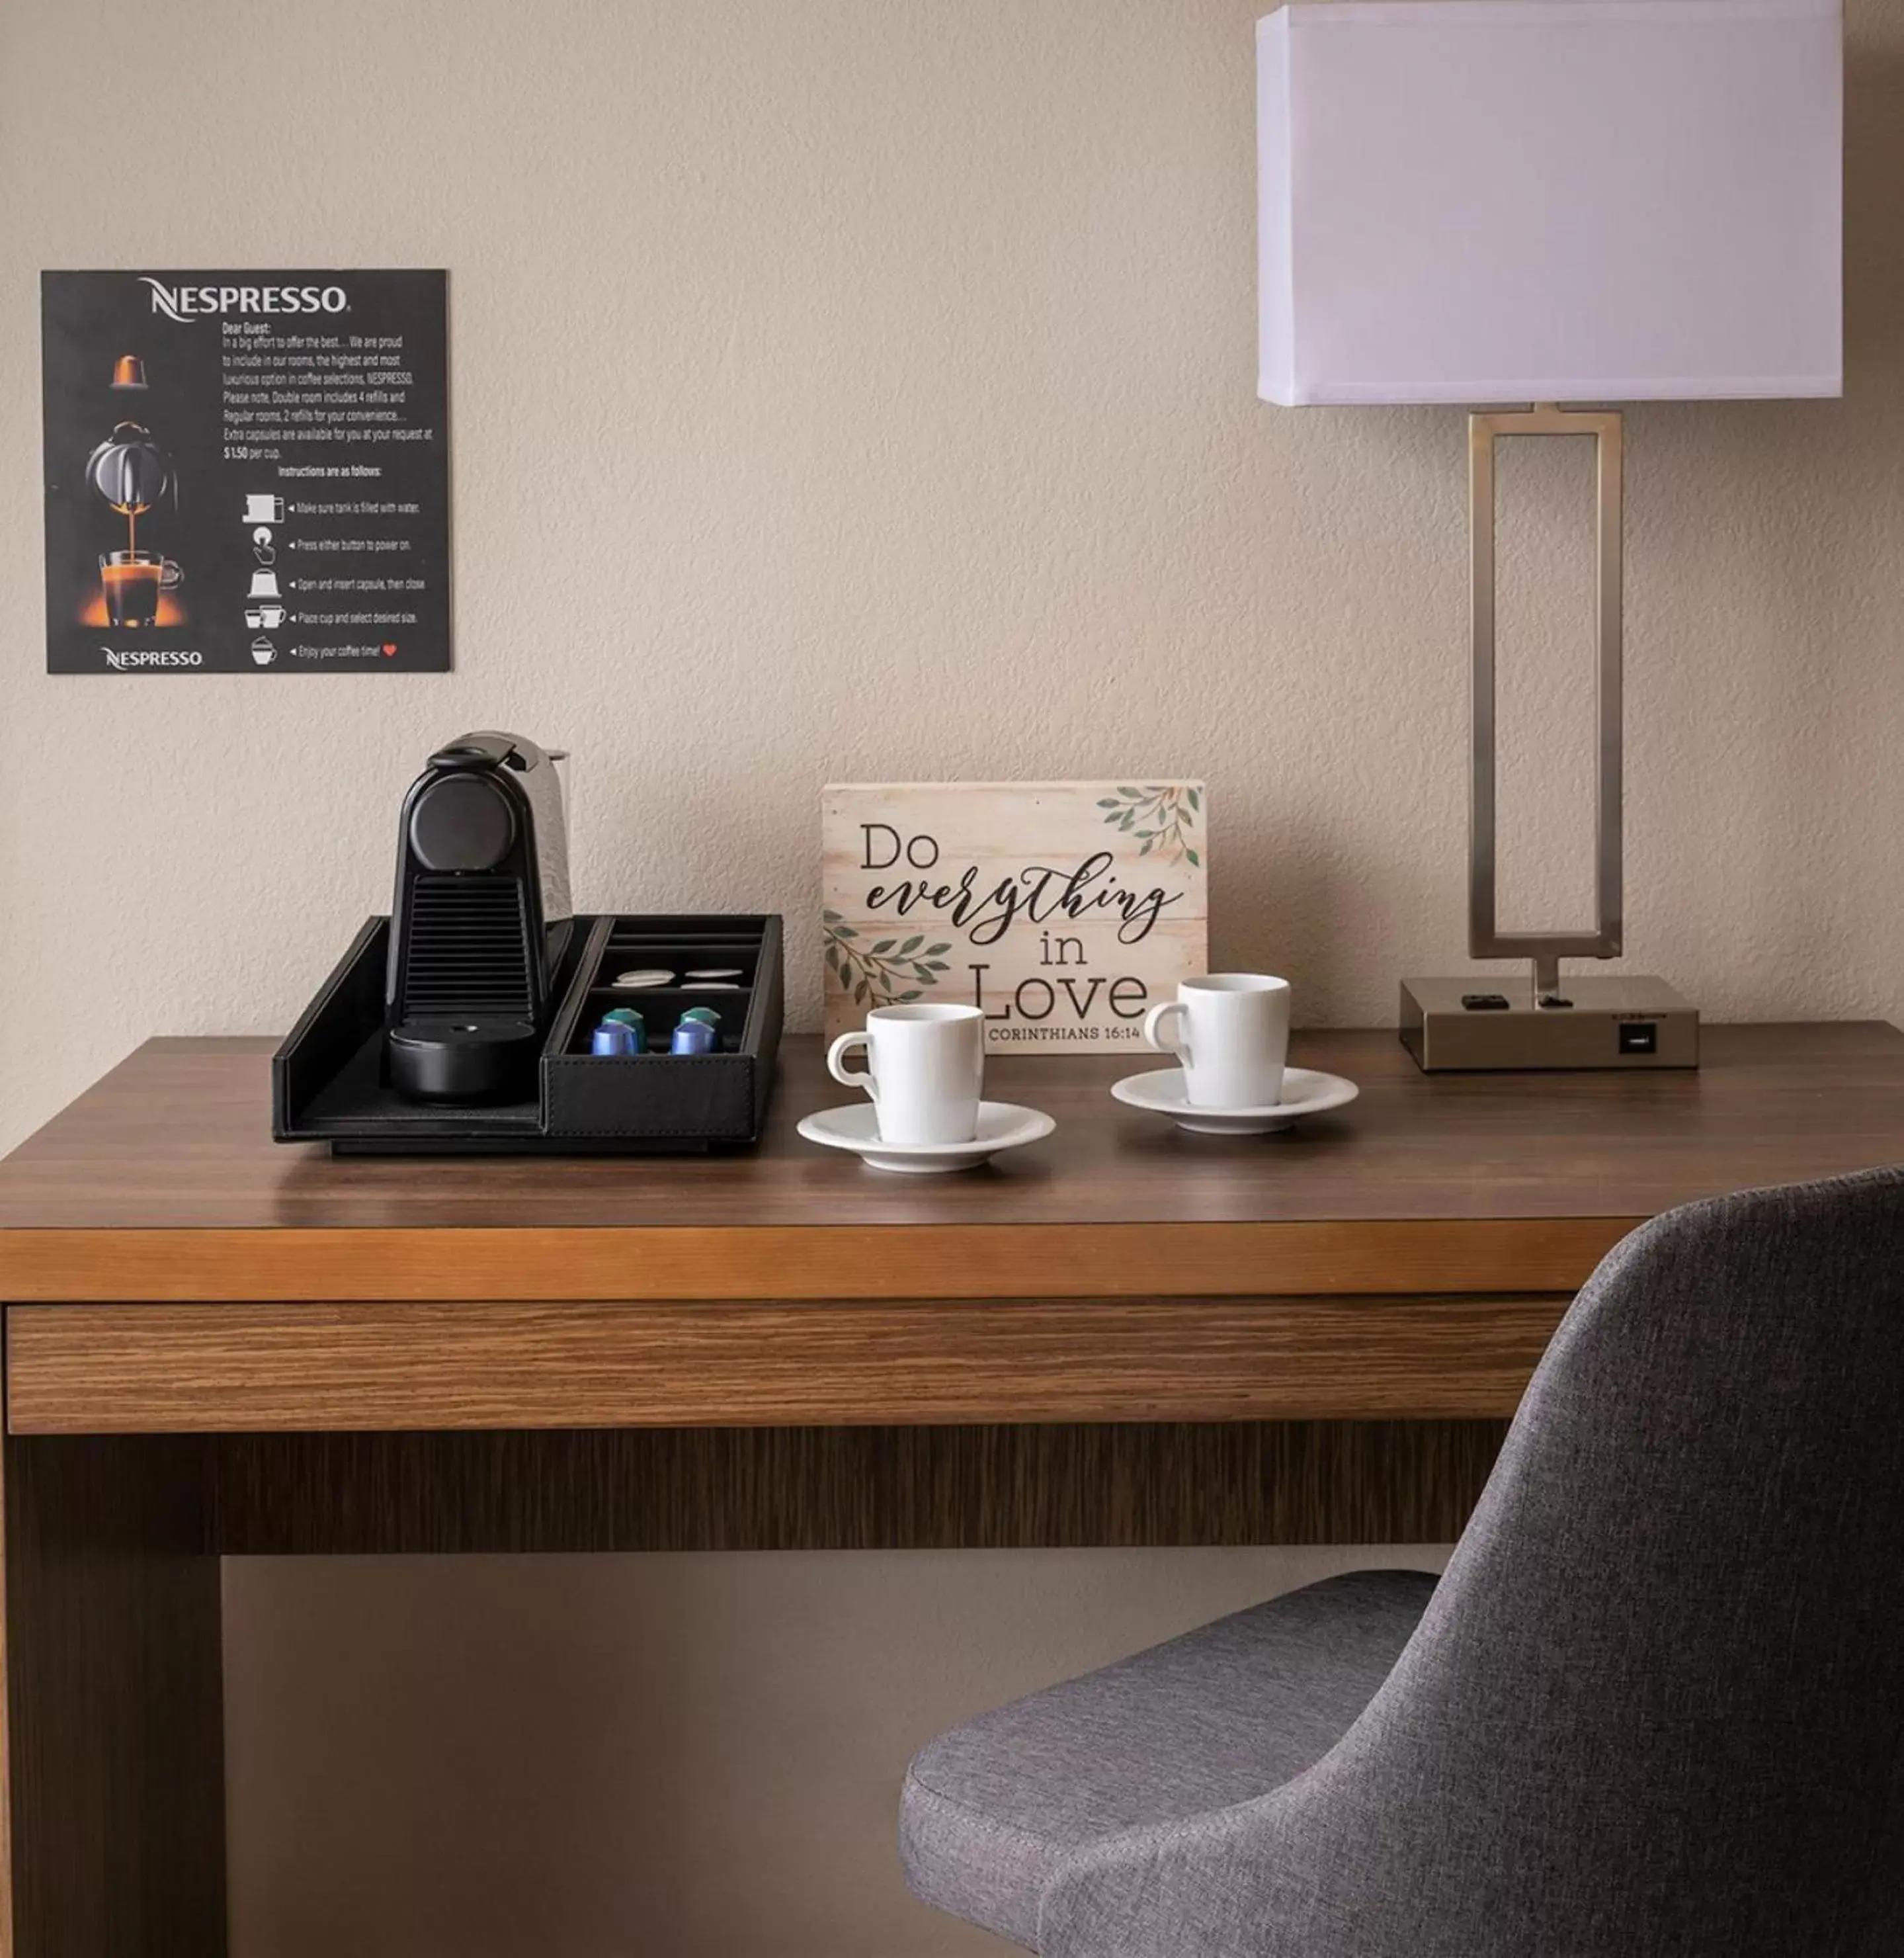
top-left (900, 1168), bottom-right (1904, 1955)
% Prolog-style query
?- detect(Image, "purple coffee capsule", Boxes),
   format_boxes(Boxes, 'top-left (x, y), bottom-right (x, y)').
top-left (592, 1020), bottom-right (640, 1056)
top-left (670, 1017), bottom-right (718, 1056)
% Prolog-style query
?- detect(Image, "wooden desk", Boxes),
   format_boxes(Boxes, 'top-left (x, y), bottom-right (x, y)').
top-left (1, 1022), bottom-right (1901, 1955)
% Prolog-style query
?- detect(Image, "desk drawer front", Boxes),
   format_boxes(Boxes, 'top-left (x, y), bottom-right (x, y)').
top-left (6, 1295), bottom-right (1568, 1434)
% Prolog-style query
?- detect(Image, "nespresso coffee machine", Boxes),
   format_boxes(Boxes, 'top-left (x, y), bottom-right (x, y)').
top-left (273, 733), bottom-right (784, 1153)
top-left (384, 732), bottom-right (573, 1102)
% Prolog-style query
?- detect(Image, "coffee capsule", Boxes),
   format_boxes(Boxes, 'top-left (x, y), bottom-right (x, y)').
top-left (670, 1018), bottom-right (718, 1056)
top-left (680, 1006), bottom-right (723, 1028)
top-left (591, 1021), bottom-right (641, 1056)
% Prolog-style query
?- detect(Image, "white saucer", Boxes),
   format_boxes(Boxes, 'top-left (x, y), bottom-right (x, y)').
top-left (1110, 1066), bottom-right (1359, 1136)
top-left (797, 1100), bottom-right (1055, 1173)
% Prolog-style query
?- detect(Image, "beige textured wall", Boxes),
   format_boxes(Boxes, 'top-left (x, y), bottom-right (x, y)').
top-left (224, 1548), bottom-right (1448, 1955)
top-left (3, 0), bottom-right (1901, 1950)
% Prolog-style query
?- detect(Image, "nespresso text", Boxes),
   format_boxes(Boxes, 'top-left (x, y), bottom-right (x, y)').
top-left (141, 279), bottom-right (348, 322)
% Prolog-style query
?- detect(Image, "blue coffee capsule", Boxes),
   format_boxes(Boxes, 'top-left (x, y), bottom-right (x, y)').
top-left (670, 1017), bottom-right (717, 1056)
top-left (592, 1020), bottom-right (640, 1056)
top-left (602, 1007), bottom-right (647, 1050)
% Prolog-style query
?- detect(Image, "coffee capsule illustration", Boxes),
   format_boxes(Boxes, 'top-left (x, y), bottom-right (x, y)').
top-left (110, 355), bottom-right (147, 390)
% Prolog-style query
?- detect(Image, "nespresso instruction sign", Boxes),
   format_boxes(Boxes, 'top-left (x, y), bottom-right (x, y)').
top-left (41, 269), bottom-right (451, 675)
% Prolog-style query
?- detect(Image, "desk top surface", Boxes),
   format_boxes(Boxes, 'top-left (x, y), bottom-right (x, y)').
top-left (5, 1020), bottom-right (1904, 1228)
top-left (0, 1026), bottom-right (1894, 1300)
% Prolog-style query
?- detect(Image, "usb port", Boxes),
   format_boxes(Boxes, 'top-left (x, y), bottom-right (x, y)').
top-left (1618, 1022), bottom-right (1659, 1056)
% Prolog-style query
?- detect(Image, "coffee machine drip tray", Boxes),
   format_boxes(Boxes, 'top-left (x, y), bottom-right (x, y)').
top-left (274, 913), bottom-right (784, 1154)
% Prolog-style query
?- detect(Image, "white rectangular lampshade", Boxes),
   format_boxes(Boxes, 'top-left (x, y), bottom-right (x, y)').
top-left (1258, 0), bottom-right (1842, 405)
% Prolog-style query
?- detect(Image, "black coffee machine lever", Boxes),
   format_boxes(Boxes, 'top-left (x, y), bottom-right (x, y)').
top-left (384, 731), bottom-right (573, 1103)
top-left (428, 732), bottom-right (516, 773)
top-left (422, 731), bottom-right (569, 776)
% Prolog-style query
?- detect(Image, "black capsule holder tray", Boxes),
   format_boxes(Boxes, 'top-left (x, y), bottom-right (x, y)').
top-left (273, 913), bottom-right (784, 1154)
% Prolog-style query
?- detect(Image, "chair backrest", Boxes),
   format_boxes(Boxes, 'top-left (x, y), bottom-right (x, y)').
top-left (1337, 1167), bottom-right (1904, 1952)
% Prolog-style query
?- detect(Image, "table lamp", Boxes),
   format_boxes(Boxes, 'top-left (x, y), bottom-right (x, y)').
top-left (1257, 0), bottom-right (1842, 1070)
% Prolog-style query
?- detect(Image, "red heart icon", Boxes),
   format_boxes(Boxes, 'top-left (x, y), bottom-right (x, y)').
top-left (381, 643), bottom-right (397, 658)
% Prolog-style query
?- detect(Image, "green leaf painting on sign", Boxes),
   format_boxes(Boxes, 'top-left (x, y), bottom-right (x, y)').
top-left (1097, 785), bottom-right (1200, 867)
top-left (823, 907), bottom-right (953, 1011)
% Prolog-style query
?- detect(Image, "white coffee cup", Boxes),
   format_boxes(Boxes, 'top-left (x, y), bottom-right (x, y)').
top-left (827, 1002), bottom-right (985, 1146)
top-left (1142, 974), bottom-right (1291, 1109)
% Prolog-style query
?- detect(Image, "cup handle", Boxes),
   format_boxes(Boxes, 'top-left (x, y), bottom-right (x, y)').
top-left (827, 1029), bottom-right (877, 1099)
top-left (161, 559), bottom-right (184, 589)
top-left (1143, 999), bottom-right (1189, 1062)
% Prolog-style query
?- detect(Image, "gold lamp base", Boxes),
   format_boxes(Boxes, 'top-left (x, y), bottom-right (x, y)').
top-left (1399, 974), bottom-right (1698, 1072)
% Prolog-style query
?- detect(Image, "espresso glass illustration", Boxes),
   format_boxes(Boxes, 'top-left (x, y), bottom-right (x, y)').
top-left (99, 550), bottom-right (182, 628)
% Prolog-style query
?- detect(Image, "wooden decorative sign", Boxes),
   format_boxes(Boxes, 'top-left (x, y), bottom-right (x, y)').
top-left (821, 781), bottom-right (1208, 1052)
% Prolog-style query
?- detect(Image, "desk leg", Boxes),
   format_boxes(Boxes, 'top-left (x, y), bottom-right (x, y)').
top-left (0, 1429), bottom-right (225, 1958)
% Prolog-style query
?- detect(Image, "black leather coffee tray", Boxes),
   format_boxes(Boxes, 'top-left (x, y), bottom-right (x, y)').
top-left (273, 913), bottom-right (784, 1154)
